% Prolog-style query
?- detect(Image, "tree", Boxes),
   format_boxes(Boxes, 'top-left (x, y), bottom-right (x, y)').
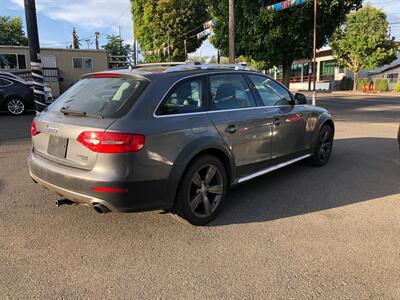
top-left (208, 0), bottom-right (362, 87)
top-left (0, 16), bottom-right (28, 46)
top-left (131, 0), bottom-right (208, 62)
top-left (102, 35), bottom-right (131, 67)
top-left (71, 27), bottom-right (80, 49)
top-left (330, 4), bottom-right (397, 90)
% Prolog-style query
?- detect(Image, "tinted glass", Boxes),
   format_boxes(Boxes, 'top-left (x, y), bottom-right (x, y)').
top-left (210, 74), bottom-right (256, 110)
top-left (49, 77), bottom-right (147, 117)
top-left (160, 79), bottom-right (203, 115)
top-left (249, 75), bottom-right (292, 106)
top-left (17, 55), bottom-right (26, 69)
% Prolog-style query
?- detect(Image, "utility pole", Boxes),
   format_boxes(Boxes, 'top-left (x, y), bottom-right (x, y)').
top-left (24, 0), bottom-right (46, 113)
top-left (118, 26), bottom-right (122, 39)
top-left (184, 39), bottom-right (187, 61)
top-left (312, 0), bottom-right (317, 106)
top-left (132, 20), bottom-right (137, 66)
top-left (167, 28), bottom-right (171, 63)
top-left (228, 0), bottom-right (235, 63)
top-left (95, 32), bottom-right (99, 50)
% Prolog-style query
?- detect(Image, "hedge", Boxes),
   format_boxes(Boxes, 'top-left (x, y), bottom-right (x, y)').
top-left (340, 76), bottom-right (353, 90)
top-left (356, 78), bottom-right (371, 91)
top-left (374, 78), bottom-right (389, 92)
top-left (395, 80), bottom-right (400, 93)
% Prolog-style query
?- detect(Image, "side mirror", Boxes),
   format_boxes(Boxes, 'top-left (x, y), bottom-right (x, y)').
top-left (294, 93), bottom-right (307, 105)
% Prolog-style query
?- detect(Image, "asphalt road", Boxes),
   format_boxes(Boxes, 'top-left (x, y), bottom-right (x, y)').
top-left (0, 94), bottom-right (399, 299)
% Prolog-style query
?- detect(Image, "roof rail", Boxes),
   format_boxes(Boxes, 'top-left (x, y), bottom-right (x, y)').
top-left (164, 63), bottom-right (253, 73)
top-left (129, 62), bottom-right (187, 70)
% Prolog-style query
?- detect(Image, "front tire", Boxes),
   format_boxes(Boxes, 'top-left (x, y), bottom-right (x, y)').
top-left (6, 98), bottom-right (25, 115)
top-left (306, 124), bottom-right (334, 167)
top-left (174, 155), bottom-right (228, 226)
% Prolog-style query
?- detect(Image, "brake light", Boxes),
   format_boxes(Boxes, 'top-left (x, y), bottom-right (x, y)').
top-left (77, 131), bottom-right (145, 153)
top-left (91, 187), bottom-right (128, 193)
top-left (31, 120), bottom-right (39, 136)
top-left (90, 73), bottom-right (120, 78)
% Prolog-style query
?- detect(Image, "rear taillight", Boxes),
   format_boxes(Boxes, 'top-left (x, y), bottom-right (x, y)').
top-left (31, 120), bottom-right (39, 136)
top-left (77, 131), bottom-right (145, 153)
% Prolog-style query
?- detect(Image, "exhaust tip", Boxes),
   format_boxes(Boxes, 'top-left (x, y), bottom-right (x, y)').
top-left (93, 204), bottom-right (110, 214)
top-left (55, 199), bottom-right (75, 207)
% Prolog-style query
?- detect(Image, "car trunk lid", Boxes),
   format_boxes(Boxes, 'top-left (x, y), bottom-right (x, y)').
top-left (32, 111), bottom-right (116, 170)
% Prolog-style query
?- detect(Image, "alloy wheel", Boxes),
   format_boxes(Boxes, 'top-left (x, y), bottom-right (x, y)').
top-left (7, 99), bottom-right (25, 115)
top-left (188, 164), bottom-right (224, 218)
top-left (317, 127), bottom-right (333, 161)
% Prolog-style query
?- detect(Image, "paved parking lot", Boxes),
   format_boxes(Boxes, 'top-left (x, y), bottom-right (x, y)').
top-left (0, 94), bottom-right (399, 298)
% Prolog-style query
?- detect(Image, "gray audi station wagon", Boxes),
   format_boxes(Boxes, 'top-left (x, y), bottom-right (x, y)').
top-left (28, 64), bottom-right (334, 225)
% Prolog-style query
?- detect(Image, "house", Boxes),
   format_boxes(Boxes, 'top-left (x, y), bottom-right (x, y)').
top-left (368, 52), bottom-right (400, 90)
top-left (266, 46), bottom-right (365, 91)
top-left (0, 46), bottom-right (108, 97)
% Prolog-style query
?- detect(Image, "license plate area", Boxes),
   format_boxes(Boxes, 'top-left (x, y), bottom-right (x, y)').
top-left (48, 136), bottom-right (68, 158)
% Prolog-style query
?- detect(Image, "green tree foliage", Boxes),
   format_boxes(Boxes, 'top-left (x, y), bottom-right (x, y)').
top-left (131, 0), bottom-right (208, 62)
top-left (102, 35), bottom-right (131, 67)
top-left (208, 0), bottom-right (362, 87)
top-left (331, 4), bottom-right (397, 90)
top-left (0, 16), bottom-right (28, 46)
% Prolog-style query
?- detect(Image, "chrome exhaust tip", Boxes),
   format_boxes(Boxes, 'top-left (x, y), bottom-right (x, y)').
top-left (93, 204), bottom-right (111, 214)
top-left (55, 199), bottom-right (75, 207)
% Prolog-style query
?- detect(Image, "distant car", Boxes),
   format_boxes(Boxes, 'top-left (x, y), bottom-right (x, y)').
top-left (29, 63), bottom-right (335, 225)
top-left (398, 124), bottom-right (400, 151)
top-left (0, 74), bottom-right (34, 115)
top-left (0, 72), bottom-right (53, 114)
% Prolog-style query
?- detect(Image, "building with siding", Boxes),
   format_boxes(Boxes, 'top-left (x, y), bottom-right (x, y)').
top-left (266, 47), bottom-right (356, 91)
top-left (0, 46), bottom-right (108, 97)
top-left (368, 52), bottom-right (400, 91)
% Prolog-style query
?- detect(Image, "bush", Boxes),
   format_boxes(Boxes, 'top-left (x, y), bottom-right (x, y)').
top-left (394, 80), bottom-right (400, 93)
top-left (356, 78), bottom-right (371, 91)
top-left (374, 78), bottom-right (389, 92)
top-left (339, 76), bottom-right (353, 90)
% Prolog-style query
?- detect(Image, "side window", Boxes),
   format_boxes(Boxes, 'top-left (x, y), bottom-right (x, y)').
top-left (209, 74), bottom-right (256, 111)
top-left (159, 79), bottom-right (204, 115)
top-left (248, 75), bottom-right (292, 106)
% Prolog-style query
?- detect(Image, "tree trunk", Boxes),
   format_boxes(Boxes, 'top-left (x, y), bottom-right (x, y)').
top-left (282, 60), bottom-right (293, 88)
top-left (353, 68), bottom-right (359, 91)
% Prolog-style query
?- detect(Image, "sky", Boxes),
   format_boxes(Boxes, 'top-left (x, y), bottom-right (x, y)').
top-left (1, 0), bottom-right (399, 58)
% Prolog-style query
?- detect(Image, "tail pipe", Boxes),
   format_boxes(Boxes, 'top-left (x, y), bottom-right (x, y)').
top-left (93, 204), bottom-right (111, 214)
top-left (55, 199), bottom-right (75, 207)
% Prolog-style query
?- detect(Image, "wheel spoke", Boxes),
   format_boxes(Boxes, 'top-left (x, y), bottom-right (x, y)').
top-left (207, 185), bottom-right (223, 195)
top-left (192, 173), bottom-right (202, 188)
top-left (202, 195), bottom-right (212, 216)
top-left (204, 165), bottom-right (217, 185)
top-left (189, 193), bottom-right (203, 211)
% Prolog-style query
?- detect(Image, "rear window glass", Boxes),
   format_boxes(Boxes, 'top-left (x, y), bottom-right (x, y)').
top-left (49, 76), bottom-right (147, 117)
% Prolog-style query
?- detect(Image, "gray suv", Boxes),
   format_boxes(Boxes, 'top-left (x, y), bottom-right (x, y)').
top-left (28, 64), bottom-right (334, 225)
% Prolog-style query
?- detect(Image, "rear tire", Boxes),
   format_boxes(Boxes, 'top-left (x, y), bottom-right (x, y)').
top-left (5, 97), bottom-right (25, 115)
top-left (306, 124), bottom-right (334, 167)
top-left (174, 155), bottom-right (228, 226)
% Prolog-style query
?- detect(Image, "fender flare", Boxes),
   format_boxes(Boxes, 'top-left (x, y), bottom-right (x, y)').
top-left (163, 136), bottom-right (235, 207)
top-left (310, 113), bottom-right (335, 153)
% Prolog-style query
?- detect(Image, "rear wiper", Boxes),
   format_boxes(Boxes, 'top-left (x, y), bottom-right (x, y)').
top-left (60, 107), bottom-right (104, 119)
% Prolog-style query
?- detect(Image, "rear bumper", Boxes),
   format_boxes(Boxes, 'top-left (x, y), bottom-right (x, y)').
top-left (28, 152), bottom-right (169, 213)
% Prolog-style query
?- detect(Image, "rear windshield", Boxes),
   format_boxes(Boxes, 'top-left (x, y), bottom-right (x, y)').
top-left (49, 76), bottom-right (148, 117)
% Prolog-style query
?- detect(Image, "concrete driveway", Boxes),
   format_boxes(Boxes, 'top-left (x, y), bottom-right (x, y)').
top-left (0, 94), bottom-right (399, 299)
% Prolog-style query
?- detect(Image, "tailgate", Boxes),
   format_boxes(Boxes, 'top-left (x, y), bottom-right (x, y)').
top-left (32, 111), bottom-right (116, 170)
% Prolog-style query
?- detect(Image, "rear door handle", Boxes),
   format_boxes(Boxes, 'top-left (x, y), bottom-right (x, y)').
top-left (225, 124), bottom-right (237, 134)
top-left (273, 118), bottom-right (282, 126)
